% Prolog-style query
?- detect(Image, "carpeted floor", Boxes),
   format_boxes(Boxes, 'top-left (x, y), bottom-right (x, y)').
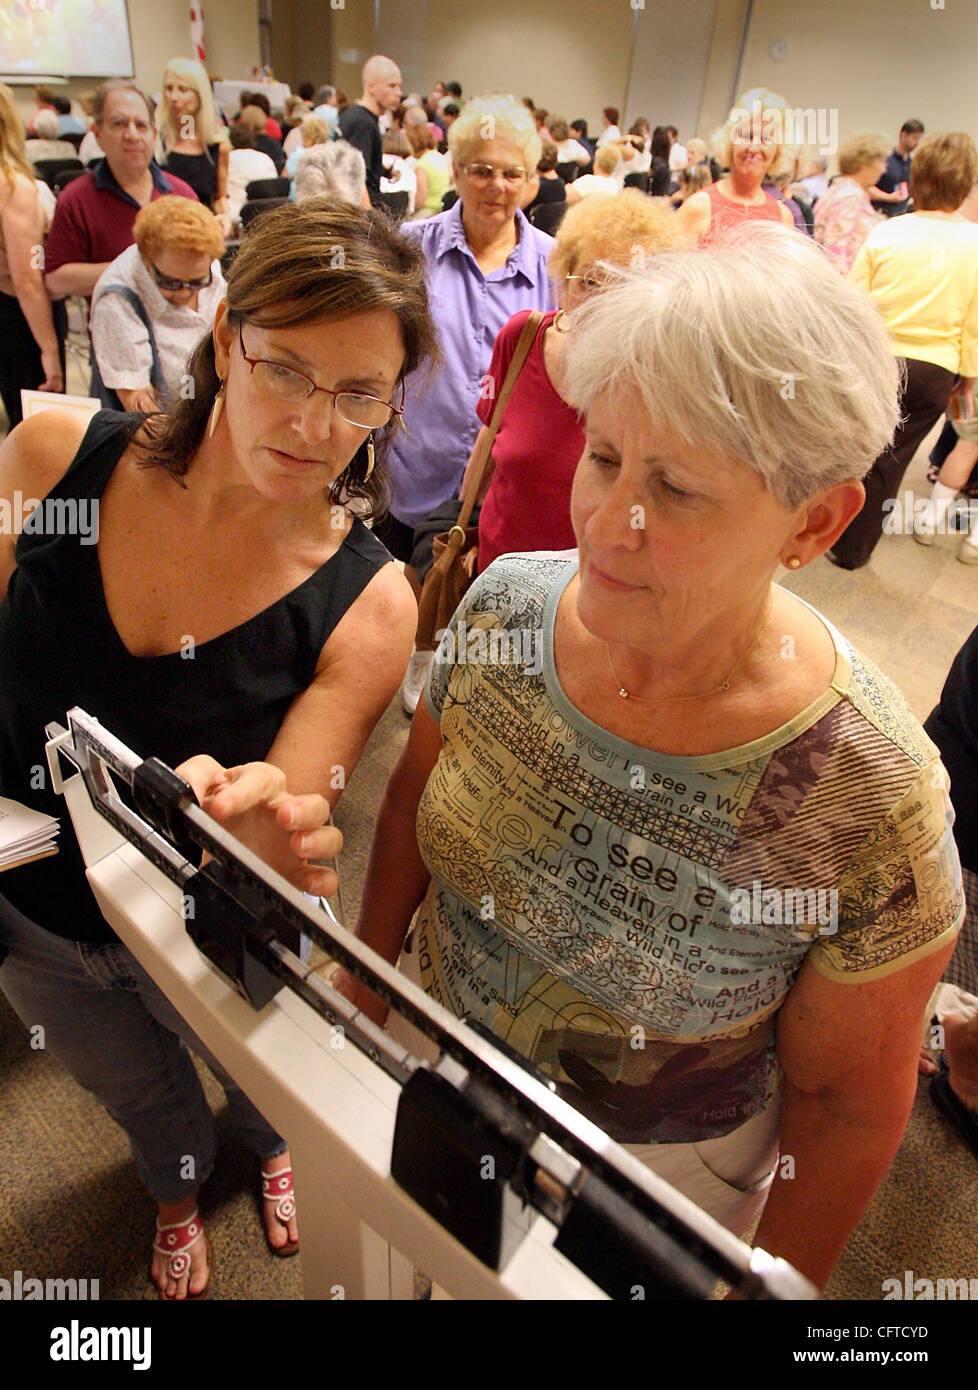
top-left (2, 427), bottom-right (977, 1300)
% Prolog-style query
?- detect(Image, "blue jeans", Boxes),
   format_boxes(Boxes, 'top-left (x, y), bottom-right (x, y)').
top-left (0, 892), bottom-right (286, 1203)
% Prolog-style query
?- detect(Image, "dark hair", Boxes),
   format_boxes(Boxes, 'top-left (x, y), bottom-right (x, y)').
top-left (442, 103), bottom-right (459, 120)
top-left (570, 118), bottom-right (588, 138)
top-left (445, 81), bottom-right (462, 98)
top-left (651, 126), bottom-right (670, 161)
top-left (603, 106), bottom-right (619, 125)
top-left (94, 79), bottom-right (154, 124)
top-left (901, 119), bottom-right (925, 135)
top-left (229, 124), bottom-right (254, 149)
top-left (247, 90), bottom-right (271, 116)
top-left (665, 125), bottom-right (678, 140)
top-left (137, 201), bottom-right (439, 521)
top-left (298, 82), bottom-right (315, 102)
top-left (52, 95), bottom-right (72, 115)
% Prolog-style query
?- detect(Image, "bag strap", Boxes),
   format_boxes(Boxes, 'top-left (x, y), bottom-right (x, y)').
top-left (96, 284), bottom-right (169, 399)
top-left (456, 309), bottom-right (544, 530)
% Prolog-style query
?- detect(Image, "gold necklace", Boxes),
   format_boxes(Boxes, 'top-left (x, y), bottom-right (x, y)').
top-left (607, 604), bottom-right (774, 703)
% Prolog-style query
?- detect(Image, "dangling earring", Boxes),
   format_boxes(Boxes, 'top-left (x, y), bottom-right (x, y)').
top-left (363, 434), bottom-right (376, 481)
top-left (208, 380), bottom-right (225, 439)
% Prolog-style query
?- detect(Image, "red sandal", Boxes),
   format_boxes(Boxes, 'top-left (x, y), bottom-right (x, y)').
top-left (261, 1164), bottom-right (300, 1258)
top-left (152, 1209), bottom-right (213, 1300)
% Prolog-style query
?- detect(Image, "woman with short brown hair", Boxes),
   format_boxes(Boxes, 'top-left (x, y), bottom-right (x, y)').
top-left (0, 201), bottom-right (437, 1299)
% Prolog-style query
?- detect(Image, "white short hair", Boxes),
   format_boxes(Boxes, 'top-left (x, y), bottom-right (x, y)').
top-left (562, 223), bottom-right (900, 508)
top-left (293, 141), bottom-right (366, 206)
top-left (448, 93), bottom-right (541, 174)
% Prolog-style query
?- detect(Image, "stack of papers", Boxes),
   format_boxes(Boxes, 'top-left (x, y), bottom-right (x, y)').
top-left (0, 796), bottom-right (59, 872)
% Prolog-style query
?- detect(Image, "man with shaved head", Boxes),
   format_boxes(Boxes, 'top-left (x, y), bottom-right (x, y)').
top-left (338, 53), bottom-right (402, 205)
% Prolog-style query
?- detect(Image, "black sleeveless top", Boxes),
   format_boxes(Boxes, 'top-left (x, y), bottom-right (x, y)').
top-left (0, 412), bottom-right (392, 942)
top-left (161, 143), bottom-right (222, 207)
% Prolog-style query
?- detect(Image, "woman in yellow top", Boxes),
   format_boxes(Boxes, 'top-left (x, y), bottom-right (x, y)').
top-left (406, 120), bottom-right (450, 216)
top-left (831, 132), bottom-right (978, 568)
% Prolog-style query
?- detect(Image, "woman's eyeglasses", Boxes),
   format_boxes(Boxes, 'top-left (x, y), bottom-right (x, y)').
top-left (463, 163), bottom-right (527, 185)
top-left (150, 263), bottom-right (214, 292)
top-left (237, 323), bottom-right (404, 429)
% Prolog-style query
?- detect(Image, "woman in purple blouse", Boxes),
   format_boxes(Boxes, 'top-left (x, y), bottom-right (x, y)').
top-left (383, 93), bottom-right (557, 713)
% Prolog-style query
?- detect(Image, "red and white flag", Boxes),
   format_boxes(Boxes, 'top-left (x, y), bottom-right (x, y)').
top-left (190, 3), bottom-right (206, 64)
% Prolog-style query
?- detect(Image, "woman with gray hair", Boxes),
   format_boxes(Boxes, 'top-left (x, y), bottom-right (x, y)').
top-left (339, 223), bottom-right (964, 1291)
top-left (293, 141), bottom-right (369, 207)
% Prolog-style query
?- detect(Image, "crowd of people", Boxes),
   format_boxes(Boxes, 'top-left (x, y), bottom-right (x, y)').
top-left (1, 54), bottom-right (977, 1307)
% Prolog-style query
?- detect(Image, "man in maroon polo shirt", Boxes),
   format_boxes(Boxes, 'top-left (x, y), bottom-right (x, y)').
top-left (44, 80), bottom-right (198, 301)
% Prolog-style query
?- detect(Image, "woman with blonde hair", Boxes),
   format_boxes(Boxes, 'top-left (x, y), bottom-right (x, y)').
top-left (90, 196), bottom-right (227, 412)
top-left (813, 132), bottom-right (888, 273)
top-left (465, 191), bottom-right (689, 572)
top-left (0, 82), bottom-right (62, 428)
top-left (285, 114), bottom-right (330, 196)
top-left (676, 90), bottom-right (795, 243)
top-left (157, 58), bottom-right (230, 234)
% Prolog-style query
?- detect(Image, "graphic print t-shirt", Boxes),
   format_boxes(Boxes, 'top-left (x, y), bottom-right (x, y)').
top-left (415, 553), bottom-right (964, 1145)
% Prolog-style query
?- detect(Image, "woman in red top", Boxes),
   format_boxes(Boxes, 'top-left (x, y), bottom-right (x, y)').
top-left (676, 94), bottom-right (795, 245)
top-left (467, 191), bottom-right (688, 572)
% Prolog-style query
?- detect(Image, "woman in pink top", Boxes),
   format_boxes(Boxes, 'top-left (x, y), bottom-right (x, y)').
top-left (813, 133), bottom-right (888, 274)
top-left (676, 94), bottom-right (795, 244)
top-left (465, 192), bottom-right (688, 572)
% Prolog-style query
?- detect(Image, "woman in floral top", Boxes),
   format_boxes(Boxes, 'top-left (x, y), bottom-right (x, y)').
top-left (814, 132), bottom-right (888, 273)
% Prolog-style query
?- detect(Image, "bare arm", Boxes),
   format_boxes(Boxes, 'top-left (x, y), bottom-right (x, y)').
top-left (2, 178), bottom-right (62, 391)
top-left (752, 938), bottom-right (958, 1289)
top-left (262, 557), bottom-right (417, 818)
top-left (674, 190), bottom-right (712, 241)
top-left (45, 260), bottom-right (109, 297)
top-left (338, 695), bottom-right (444, 1023)
top-left (0, 409), bottom-right (91, 595)
top-left (413, 163), bottom-right (428, 213)
top-left (212, 142), bottom-right (232, 237)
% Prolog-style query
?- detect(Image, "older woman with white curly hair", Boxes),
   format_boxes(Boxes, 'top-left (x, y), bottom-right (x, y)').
top-left (383, 92), bottom-right (557, 711)
top-left (340, 224), bottom-right (965, 1291)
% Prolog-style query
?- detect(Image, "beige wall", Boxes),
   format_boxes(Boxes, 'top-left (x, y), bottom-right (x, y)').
top-left (626, 0), bottom-right (718, 141)
top-left (331, 0), bottom-right (633, 135)
top-left (728, 0), bottom-right (978, 166)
